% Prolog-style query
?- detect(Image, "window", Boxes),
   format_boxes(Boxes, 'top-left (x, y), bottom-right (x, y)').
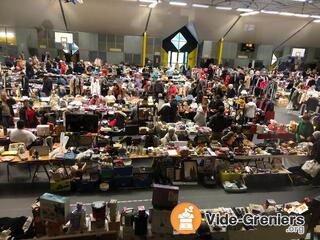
top-left (168, 51), bottom-right (188, 68)
top-left (171, 32), bottom-right (187, 51)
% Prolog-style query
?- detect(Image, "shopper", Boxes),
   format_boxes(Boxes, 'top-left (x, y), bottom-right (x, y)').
top-left (159, 100), bottom-right (172, 123)
top-left (9, 120), bottom-right (37, 147)
top-left (226, 84), bottom-right (236, 98)
top-left (42, 76), bottom-right (53, 97)
top-left (296, 112), bottom-right (314, 142)
top-left (0, 91), bottom-right (15, 129)
top-left (19, 99), bottom-right (39, 128)
top-left (208, 106), bottom-right (231, 140)
top-left (244, 98), bottom-right (257, 122)
top-left (194, 105), bottom-right (208, 127)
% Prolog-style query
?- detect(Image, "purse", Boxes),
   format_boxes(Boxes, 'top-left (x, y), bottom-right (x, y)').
top-left (302, 160), bottom-right (320, 178)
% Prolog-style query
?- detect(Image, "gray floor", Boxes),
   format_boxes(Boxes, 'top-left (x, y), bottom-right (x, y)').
top-left (1, 106), bottom-right (318, 218)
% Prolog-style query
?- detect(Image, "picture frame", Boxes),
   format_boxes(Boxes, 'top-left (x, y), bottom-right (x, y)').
top-left (183, 160), bottom-right (198, 182)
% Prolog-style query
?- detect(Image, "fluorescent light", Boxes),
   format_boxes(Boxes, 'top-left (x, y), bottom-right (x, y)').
top-left (314, 19), bottom-right (320, 23)
top-left (292, 0), bottom-right (306, 2)
top-left (192, 3), bottom-right (209, 8)
top-left (260, 10), bottom-right (279, 14)
top-left (294, 13), bottom-right (310, 17)
top-left (149, 2), bottom-right (158, 8)
top-left (139, 4), bottom-right (148, 7)
top-left (139, 0), bottom-right (156, 2)
top-left (280, 12), bottom-right (295, 16)
top-left (311, 15), bottom-right (320, 19)
top-left (241, 11), bottom-right (259, 16)
top-left (236, 8), bottom-right (254, 12)
top-left (169, 1), bottom-right (187, 6)
top-left (216, 6), bottom-right (232, 10)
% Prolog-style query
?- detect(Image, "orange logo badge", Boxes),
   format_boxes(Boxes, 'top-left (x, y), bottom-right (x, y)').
top-left (170, 202), bottom-right (202, 234)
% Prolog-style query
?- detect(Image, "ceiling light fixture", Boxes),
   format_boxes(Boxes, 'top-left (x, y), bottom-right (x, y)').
top-left (260, 10), bottom-right (279, 14)
top-left (149, 2), bottom-right (158, 8)
top-left (294, 13), bottom-right (310, 17)
top-left (192, 3), bottom-right (209, 8)
top-left (139, 4), bottom-right (148, 7)
top-left (279, 12), bottom-right (295, 16)
top-left (216, 6), bottom-right (232, 10)
top-left (236, 8), bottom-right (254, 12)
top-left (240, 11), bottom-right (259, 16)
top-left (314, 19), bottom-right (320, 22)
top-left (139, 0), bottom-right (156, 3)
top-left (169, 1), bottom-right (187, 6)
top-left (311, 15), bottom-right (320, 18)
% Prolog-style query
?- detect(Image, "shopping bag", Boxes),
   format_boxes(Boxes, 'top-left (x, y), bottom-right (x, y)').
top-left (302, 160), bottom-right (320, 178)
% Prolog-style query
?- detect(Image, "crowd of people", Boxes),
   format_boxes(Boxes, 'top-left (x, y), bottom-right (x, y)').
top-left (1, 53), bottom-right (320, 185)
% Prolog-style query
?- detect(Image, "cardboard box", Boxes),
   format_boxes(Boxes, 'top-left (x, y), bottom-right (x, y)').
top-left (40, 193), bottom-right (70, 223)
top-left (151, 209), bottom-right (173, 234)
top-left (50, 179), bottom-right (71, 193)
top-left (152, 184), bottom-right (179, 210)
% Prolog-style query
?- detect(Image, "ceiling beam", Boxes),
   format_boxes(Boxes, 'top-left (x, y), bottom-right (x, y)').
top-left (273, 19), bottom-right (314, 51)
top-left (58, 0), bottom-right (68, 31)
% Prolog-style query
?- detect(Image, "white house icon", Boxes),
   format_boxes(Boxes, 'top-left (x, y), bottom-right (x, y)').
top-left (178, 206), bottom-right (194, 230)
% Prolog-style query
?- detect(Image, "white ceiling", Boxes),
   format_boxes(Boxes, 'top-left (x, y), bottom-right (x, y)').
top-left (1, 0), bottom-right (320, 47)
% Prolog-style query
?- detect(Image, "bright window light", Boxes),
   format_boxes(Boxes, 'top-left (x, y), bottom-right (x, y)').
top-left (169, 1), bottom-right (187, 6)
top-left (192, 4), bottom-right (209, 8)
top-left (314, 19), bottom-right (320, 23)
top-left (216, 6), bottom-right (232, 10)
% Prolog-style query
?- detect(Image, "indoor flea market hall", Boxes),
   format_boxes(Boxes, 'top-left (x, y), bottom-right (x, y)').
top-left (1, 0), bottom-right (320, 239)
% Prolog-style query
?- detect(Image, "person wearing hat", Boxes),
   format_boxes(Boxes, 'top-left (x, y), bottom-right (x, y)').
top-left (296, 112), bottom-right (314, 142)
top-left (19, 98), bottom-right (39, 128)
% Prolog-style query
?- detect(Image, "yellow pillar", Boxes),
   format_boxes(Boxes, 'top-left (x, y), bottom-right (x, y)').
top-left (217, 38), bottom-right (224, 65)
top-left (142, 32), bottom-right (147, 66)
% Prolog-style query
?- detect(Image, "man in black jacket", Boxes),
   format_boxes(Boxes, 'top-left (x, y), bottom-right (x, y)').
top-left (208, 106), bottom-right (232, 140)
top-left (42, 76), bottom-right (53, 97)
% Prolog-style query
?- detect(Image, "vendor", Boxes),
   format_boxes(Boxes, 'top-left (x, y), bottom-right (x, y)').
top-left (221, 131), bottom-right (237, 148)
top-left (89, 94), bottom-right (101, 105)
top-left (296, 112), bottom-right (314, 142)
top-left (105, 90), bottom-right (116, 105)
top-left (9, 120), bottom-right (37, 147)
top-left (19, 98), bottom-right (39, 128)
top-left (161, 127), bottom-right (178, 145)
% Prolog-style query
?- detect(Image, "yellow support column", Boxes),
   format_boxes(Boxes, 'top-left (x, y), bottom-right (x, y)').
top-left (217, 38), bottom-right (224, 65)
top-left (142, 32), bottom-right (147, 66)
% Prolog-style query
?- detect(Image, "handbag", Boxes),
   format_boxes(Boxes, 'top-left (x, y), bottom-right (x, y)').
top-left (302, 160), bottom-right (320, 178)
